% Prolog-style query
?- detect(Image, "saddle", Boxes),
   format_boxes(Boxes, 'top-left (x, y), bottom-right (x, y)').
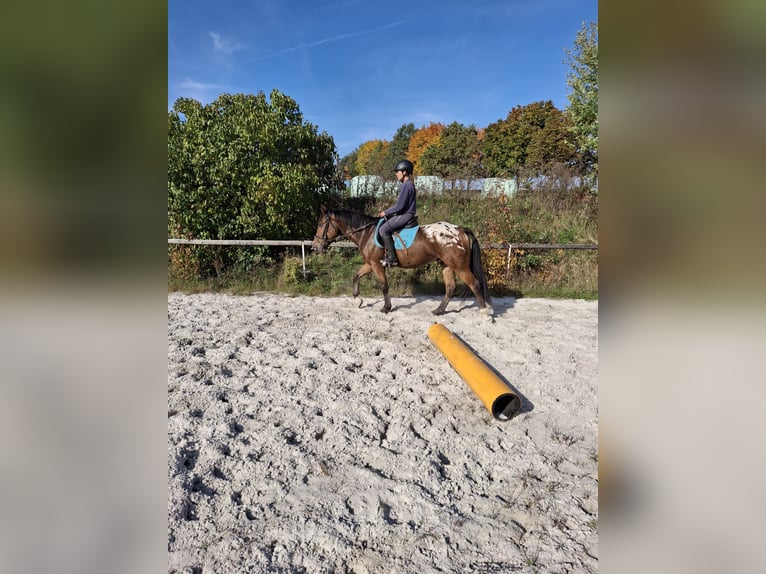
top-left (374, 216), bottom-right (419, 249)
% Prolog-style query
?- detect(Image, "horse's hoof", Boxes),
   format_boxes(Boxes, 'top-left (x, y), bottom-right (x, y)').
top-left (431, 309), bottom-right (444, 316)
top-left (380, 307), bottom-right (391, 314)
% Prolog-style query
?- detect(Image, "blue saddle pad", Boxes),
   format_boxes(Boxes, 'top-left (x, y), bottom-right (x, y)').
top-left (374, 219), bottom-right (419, 249)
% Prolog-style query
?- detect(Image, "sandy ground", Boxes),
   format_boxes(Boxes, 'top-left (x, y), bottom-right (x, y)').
top-left (168, 292), bottom-right (598, 573)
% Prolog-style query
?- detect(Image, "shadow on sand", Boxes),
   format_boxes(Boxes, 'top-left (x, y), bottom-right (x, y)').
top-left (382, 294), bottom-right (518, 318)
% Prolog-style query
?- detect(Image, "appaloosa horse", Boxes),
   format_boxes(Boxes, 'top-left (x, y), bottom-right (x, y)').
top-left (312, 207), bottom-right (493, 317)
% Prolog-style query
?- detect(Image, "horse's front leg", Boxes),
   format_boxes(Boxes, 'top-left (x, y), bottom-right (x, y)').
top-left (352, 262), bottom-right (372, 308)
top-left (371, 264), bottom-right (392, 313)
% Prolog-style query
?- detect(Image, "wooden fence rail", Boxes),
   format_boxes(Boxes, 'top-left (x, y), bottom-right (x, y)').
top-left (168, 238), bottom-right (597, 278)
top-left (167, 238), bottom-right (598, 250)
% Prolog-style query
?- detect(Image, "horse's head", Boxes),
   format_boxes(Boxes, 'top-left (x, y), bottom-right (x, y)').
top-left (312, 206), bottom-right (340, 253)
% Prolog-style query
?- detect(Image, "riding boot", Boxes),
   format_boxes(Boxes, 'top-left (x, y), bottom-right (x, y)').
top-left (380, 233), bottom-right (399, 267)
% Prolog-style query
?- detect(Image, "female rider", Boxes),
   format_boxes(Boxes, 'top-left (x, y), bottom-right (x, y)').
top-left (377, 159), bottom-right (417, 267)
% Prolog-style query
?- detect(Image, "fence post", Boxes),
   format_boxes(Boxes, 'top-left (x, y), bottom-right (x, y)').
top-left (506, 244), bottom-right (515, 281)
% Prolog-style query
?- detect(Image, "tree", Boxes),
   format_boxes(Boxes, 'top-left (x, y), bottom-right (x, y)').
top-left (526, 110), bottom-right (576, 172)
top-left (339, 149), bottom-right (358, 181)
top-left (482, 101), bottom-right (575, 179)
top-left (565, 20), bottom-right (598, 180)
top-left (383, 123), bottom-right (415, 178)
top-left (168, 90), bottom-right (338, 244)
top-left (407, 123), bottom-right (444, 174)
top-left (355, 139), bottom-right (389, 176)
top-left (419, 122), bottom-right (484, 187)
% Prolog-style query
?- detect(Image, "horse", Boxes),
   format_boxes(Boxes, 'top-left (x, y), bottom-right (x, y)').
top-left (312, 206), bottom-right (493, 318)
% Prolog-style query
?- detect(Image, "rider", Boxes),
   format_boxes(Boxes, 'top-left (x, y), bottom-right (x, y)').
top-left (377, 159), bottom-right (417, 267)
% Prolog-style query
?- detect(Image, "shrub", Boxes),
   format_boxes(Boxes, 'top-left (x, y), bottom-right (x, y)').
top-left (279, 255), bottom-right (306, 287)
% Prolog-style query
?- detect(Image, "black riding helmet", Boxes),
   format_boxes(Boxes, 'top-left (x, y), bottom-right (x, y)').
top-left (394, 160), bottom-right (414, 175)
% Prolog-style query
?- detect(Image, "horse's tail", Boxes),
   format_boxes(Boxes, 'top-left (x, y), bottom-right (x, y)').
top-left (465, 228), bottom-right (492, 306)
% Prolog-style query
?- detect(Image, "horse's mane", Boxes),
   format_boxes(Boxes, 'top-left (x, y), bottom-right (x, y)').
top-left (329, 209), bottom-right (377, 229)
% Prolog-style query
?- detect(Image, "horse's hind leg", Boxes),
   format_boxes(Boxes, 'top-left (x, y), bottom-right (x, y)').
top-left (433, 265), bottom-right (456, 315)
top-left (456, 268), bottom-right (488, 310)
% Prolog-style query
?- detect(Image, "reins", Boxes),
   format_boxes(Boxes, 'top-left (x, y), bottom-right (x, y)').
top-left (315, 216), bottom-right (377, 245)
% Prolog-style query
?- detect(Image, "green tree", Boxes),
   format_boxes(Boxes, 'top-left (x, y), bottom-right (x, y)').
top-left (419, 122), bottom-right (484, 187)
top-left (383, 122), bottom-right (415, 178)
top-left (482, 101), bottom-right (575, 179)
top-left (526, 110), bottom-right (576, 172)
top-left (565, 20), bottom-right (598, 180)
top-left (339, 149), bottom-right (359, 182)
top-left (168, 90), bottom-right (338, 244)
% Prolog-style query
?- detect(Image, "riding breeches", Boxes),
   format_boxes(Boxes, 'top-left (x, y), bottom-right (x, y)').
top-left (380, 213), bottom-right (414, 237)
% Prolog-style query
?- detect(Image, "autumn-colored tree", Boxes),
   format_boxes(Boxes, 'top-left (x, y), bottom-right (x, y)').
top-left (355, 139), bottom-right (389, 176)
top-left (482, 101), bottom-right (575, 179)
top-left (407, 123), bottom-right (444, 173)
top-left (419, 122), bottom-right (484, 186)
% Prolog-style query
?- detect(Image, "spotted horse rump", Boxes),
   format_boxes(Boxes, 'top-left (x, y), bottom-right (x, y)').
top-left (421, 222), bottom-right (467, 251)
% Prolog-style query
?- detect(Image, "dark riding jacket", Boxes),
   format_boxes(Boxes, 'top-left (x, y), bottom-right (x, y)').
top-left (381, 179), bottom-right (416, 237)
top-left (383, 180), bottom-right (416, 218)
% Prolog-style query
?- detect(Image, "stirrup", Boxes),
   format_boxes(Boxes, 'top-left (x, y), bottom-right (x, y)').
top-left (381, 258), bottom-right (398, 268)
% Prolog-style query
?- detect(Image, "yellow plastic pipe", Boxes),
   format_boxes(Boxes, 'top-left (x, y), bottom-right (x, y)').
top-left (428, 323), bottom-right (521, 420)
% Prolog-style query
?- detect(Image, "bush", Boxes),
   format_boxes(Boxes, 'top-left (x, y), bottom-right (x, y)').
top-left (279, 255), bottom-right (306, 287)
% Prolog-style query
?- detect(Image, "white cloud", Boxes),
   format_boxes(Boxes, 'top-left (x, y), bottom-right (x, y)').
top-left (179, 79), bottom-right (226, 91)
top-left (209, 32), bottom-right (243, 54)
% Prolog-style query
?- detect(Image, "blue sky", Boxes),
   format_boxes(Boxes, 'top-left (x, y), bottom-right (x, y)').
top-left (168, 0), bottom-right (597, 158)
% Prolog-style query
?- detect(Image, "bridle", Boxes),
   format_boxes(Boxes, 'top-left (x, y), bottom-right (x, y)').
top-left (314, 215), bottom-right (341, 245)
top-left (314, 214), bottom-right (377, 246)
